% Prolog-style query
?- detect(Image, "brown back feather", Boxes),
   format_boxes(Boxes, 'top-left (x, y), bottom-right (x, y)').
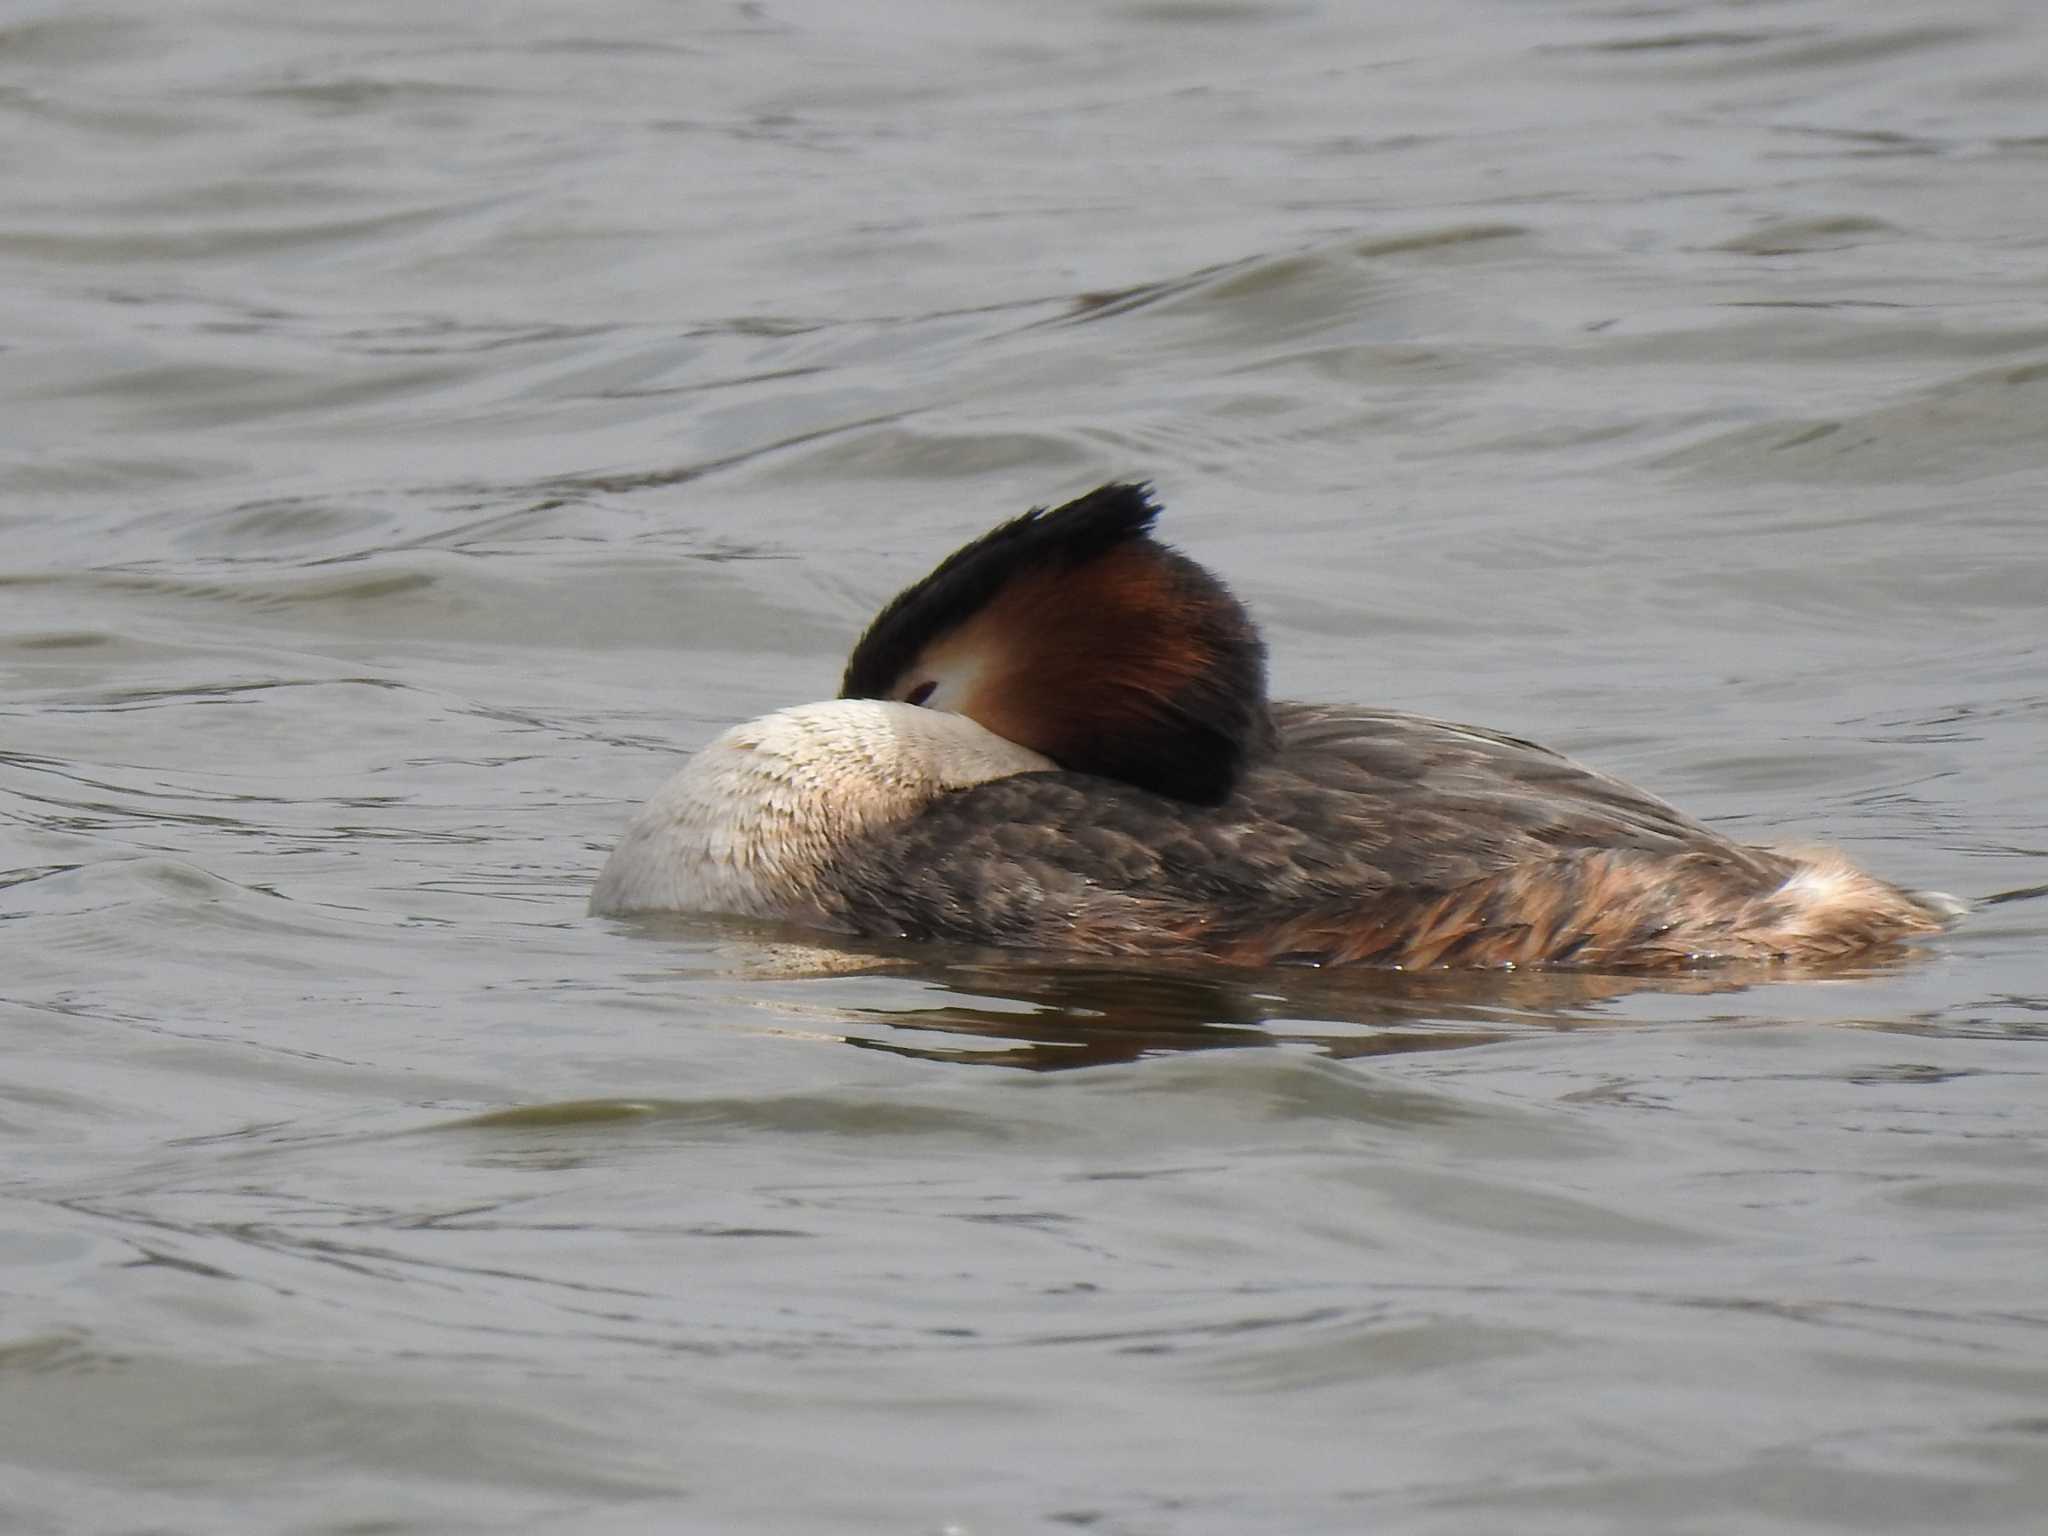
top-left (813, 706), bottom-right (1948, 970)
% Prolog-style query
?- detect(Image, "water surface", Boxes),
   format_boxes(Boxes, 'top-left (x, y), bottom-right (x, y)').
top-left (3, 1), bottom-right (2046, 1531)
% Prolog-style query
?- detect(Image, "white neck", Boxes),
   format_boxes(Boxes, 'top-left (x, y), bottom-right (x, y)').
top-left (590, 699), bottom-right (1054, 917)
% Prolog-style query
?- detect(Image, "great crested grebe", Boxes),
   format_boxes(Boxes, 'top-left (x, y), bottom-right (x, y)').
top-left (591, 484), bottom-right (1961, 969)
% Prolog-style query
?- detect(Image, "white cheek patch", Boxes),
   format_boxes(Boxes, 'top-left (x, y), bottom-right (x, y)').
top-left (905, 651), bottom-right (984, 715)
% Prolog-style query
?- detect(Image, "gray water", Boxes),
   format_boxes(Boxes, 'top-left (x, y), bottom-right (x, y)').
top-left (4, 1), bottom-right (2047, 1531)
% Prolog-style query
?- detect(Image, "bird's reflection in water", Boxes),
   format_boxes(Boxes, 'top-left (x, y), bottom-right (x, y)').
top-left (686, 919), bottom-right (1933, 1071)
top-left (831, 957), bottom-right (1729, 1070)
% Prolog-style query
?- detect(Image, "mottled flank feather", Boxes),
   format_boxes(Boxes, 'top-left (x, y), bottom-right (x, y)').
top-left (1206, 848), bottom-right (1954, 969)
top-left (811, 704), bottom-right (1955, 970)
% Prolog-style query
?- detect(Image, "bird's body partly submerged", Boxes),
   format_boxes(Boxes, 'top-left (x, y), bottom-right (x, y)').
top-left (592, 485), bottom-right (1960, 970)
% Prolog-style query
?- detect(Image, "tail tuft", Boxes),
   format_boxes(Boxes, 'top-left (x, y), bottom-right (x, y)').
top-left (1760, 851), bottom-right (1958, 960)
top-left (1907, 888), bottom-right (1970, 926)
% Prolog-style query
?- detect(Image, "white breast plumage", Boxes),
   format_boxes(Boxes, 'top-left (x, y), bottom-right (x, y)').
top-left (589, 699), bottom-right (1054, 918)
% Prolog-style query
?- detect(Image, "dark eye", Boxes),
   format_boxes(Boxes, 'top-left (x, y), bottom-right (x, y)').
top-left (904, 681), bottom-right (937, 707)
